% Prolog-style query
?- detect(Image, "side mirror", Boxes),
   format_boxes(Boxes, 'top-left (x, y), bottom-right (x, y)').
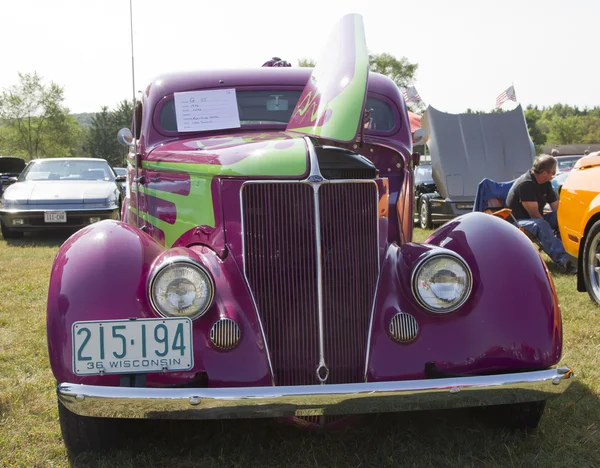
top-left (413, 128), bottom-right (428, 146)
top-left (115, 175), bottom-right (127, 183)
top-left (117, 128), bottom-right (134, 147)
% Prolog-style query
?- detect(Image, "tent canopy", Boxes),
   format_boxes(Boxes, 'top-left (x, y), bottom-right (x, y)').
top-left (408, 111), bottom-right (421, 133)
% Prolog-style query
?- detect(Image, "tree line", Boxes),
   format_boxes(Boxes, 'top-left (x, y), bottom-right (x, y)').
top-left (0, 72), bottom-right (132, 167)
top-left (1, 62), bottom-right (599, 165)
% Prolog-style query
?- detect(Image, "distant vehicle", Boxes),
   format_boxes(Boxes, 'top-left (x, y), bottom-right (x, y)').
top-left (551, 171), bottom-right (570, 198)
top-left (112, 167), bottom-right (128, 193)
top-left (0, 156), bottom-right (26, 196)
top-left (418, 105), bottom-right (535, 228)
top-left (555, 155), bottom-right (584, 174)
top-left (558, 151), bottom-right (600, 304)
top-left (0, 158), bottom-right (125, 239)
top-left (113, 167), bottom-right (127, 177)
top-left (413, 162), bottom-right (438, 229)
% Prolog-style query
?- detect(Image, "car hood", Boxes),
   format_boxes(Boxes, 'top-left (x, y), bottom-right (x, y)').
top-left (145, 131), bottom-right (309, 178)
top-left (3, 180), bottom-right (117, 204)
top-left (0, 157), bottom-right (26, 175)
top-left (422, 105), bottom-right (535, 201)
top-left (285, 14), bottom-right (369, 143)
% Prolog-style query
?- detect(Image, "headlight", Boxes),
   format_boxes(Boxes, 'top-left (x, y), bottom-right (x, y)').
top-left (149, 259), bottom-right (214, 319)
top-left (412, 253), bottom-right (472, 313)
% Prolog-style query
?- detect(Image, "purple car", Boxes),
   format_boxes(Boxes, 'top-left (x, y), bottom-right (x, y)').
top-left (47, 15), bottom-right (573, 453)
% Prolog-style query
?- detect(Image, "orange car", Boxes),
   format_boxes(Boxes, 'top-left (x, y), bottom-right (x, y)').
top-left (558, 152), bottom-right (600, 304)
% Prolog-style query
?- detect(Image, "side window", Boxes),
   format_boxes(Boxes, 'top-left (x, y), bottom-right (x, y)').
top-left (364, 97), bottom-right (396, 132)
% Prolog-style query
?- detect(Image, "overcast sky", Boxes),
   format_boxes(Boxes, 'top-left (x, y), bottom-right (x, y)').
top-left (1, 0), bottom-right (597, 115)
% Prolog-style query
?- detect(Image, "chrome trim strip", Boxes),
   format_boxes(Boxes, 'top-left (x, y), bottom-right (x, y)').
top-left (58, 367), bottom-right (574, 420)
top-left (410, 249), bottom-right (473, 314)
top-left (304, 137), bottom-right (329, 384)
top-left (363, 273), bottom-right (381, 381)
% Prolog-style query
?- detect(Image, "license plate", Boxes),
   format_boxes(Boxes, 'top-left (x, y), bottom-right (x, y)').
top-left (44, 211), bottom-right (66, 223)
top-left (72, 318), bottom-right (194, 375)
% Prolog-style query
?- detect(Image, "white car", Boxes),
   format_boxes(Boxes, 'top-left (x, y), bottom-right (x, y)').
top-left (0, 158), bottom-right (125, 239)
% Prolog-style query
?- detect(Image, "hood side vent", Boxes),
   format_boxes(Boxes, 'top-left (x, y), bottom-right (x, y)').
top-left (316, 145), bottom-right (377, 180)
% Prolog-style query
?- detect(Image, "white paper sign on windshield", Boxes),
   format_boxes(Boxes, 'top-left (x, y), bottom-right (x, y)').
top-left (174, 89), bottom-right (241, 132)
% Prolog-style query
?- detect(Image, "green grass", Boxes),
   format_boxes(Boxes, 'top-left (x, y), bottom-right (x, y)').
top-left (0, 229), bottom-right (598, 467)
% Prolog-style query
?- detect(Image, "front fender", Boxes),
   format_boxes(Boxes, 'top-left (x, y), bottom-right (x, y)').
top-left (47, 220), bottom-right (272, 388)
top-left (47, 221), bottom-right (166, 384)
top-left (366, 212), bottom-right (562, 381)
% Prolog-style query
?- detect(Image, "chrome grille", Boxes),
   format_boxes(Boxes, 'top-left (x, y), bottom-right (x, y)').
top-left (242, 181), bottom-right (379, 386)
top-left (319, 183), bottom-right (379, 384)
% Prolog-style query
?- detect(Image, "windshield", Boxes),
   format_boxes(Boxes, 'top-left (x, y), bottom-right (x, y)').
top-left (157, 90), bottom-right (397, 133)
top-left (557, 156), bottom-right (582, 172)
top-left (414, 164), bottom-right (434, 184)
top-left (20, 160), bottom-right (115, 182)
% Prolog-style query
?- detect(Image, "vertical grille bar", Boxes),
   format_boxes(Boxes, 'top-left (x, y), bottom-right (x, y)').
top-left (243, 183), bottom-right (320, 386)
top-left (243, 181), bottom-right (379, 386)
top-left (320, 183), bottom-right (379, 384)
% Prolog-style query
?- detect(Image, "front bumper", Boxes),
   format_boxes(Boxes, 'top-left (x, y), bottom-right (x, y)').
top-left (430, 199), bottom-right (474, 224)
top-left (0, 207), bottom-right (119, 230)
top-left (58, 367), bottom-right (573, 420)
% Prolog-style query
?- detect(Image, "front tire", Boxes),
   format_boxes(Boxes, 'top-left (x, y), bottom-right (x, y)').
top-left (58, 399), bottom-right (128, 453)
top-left (478, 400), bottom-right (546, 430)
top-left (583, 220), bottom-right (600, 305)
top-left (419, 198), bottom-right (432, 230)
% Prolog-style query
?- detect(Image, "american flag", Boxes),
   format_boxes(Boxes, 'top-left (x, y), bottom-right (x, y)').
top-left (495, 85), bottom-right (517, 109)
top-left (402, 86), bottom-right (422, 103)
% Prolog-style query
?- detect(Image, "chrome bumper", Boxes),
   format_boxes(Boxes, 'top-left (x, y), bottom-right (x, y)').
top-left (58, 367), bottom-right (573, 420)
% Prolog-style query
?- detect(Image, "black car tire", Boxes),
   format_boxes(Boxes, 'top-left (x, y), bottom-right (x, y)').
top-left (477, 400), bottom-right (546, 430)
top-left (419, 198), bottom-right (432, 230)
top-left (582, 220), bottom-right (600, 305)
top-left (58, 398), bottom-right (129, 453)
top-left (1, 220), bottom-right (24, 240)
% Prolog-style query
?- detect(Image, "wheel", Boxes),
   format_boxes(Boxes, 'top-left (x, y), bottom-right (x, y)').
top-left (58, 398), bottom-right (129, 453)
top-left (1, 220), bottom-right (24, 239)
top-left (582, 220), bottom-right (600, 305)
top-left (477, 400), bottom-right (546, 430)
top-left (419, 198), bottom-right (432, 230)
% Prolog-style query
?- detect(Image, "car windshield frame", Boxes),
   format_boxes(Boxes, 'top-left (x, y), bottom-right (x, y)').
top-left (19, 160), bottom-right (116, 182)
top-left (152, 86), bottom-right (401, 138)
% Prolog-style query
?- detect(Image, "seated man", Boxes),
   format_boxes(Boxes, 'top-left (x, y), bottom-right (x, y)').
top-left (506, 154), bottom-right (576, 274)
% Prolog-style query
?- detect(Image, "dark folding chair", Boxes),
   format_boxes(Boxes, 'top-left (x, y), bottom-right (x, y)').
top-left (473, 178), bottom-right (544, 251)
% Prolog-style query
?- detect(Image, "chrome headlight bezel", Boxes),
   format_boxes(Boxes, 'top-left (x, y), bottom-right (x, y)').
top-left (411, 251), bottom-right (473, 314)
top-left (148, 256), bottom-right (215, 320)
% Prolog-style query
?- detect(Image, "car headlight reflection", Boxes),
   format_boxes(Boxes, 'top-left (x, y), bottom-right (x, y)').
top-left (412, 254), bottom-right (472, 313)
top-left (149, 260), bottom-right (214, 319)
